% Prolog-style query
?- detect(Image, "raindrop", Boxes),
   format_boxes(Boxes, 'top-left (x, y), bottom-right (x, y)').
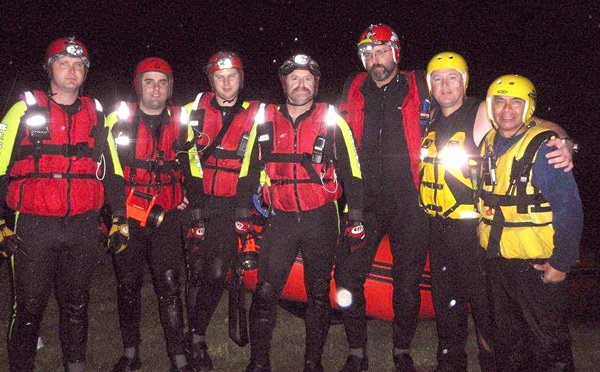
top-left (272, 59), bottom-right (277, 64)
top-left (441, 349), bottom-right (448, 354)
top-left (441, 266), bottom-right (447, 272)
top-left (259, 26), bottom-right (264, 32)
top-left (294, 37), bottom-right (298, 42)
top-left (449, 299), bottom-right (457, 308)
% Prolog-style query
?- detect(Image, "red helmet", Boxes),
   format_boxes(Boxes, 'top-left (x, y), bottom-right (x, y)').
top-left (45, 37), bottom-right (90, 69)
top-left (133, 57), bottom-right (173, 95)
top-left (357, 24), bottom-right (401, 68)
top-left (204, 51), bottom-right (243, 75)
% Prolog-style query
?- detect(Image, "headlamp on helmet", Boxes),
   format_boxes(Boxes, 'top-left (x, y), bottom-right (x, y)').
top-left (486, 74), bottom-right (537, 126)
top-left (426, 51), bottom-right (469, 93)
top-left (278, 54), bottom-right (321, 77)
top-left (205, 51), bottom-right (244, 75)
top-left (45, 37), bottom-right (91, 69)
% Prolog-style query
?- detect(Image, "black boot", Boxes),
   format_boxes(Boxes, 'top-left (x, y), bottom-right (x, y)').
top-left (112, 354), bottom-right (141, 372)
top-left (191, 341), bottom-right (213, 371)
top-left (340, 355), bottom-right (369, 372)
top-left (245, 361), bottom-right (271, 372)
top-left (394, 353), bottom-right (416, 372)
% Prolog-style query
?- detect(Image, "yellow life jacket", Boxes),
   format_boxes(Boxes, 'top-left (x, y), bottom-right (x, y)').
top-left (477, 123), bottom-right (557, 259)
top-left (419, 99), bottom-right (480, 219)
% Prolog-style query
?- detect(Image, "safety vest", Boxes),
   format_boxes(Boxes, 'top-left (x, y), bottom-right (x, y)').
top-left (337, 71), bottom-right (423, 189)
top-left (419, 98), bottom-right (479, 219)
top-left (187, 92), bottom-right (259, 197)
top-left (477, 123), bottom-right (556, 259)
top-left (6, 90), bottom-right (106, 216)
top-left (111, 102), bottom-right (185, 211)
top-left (257, 103), bottom-right (341, 212)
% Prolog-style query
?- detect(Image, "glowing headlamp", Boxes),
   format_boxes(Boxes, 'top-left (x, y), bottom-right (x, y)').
top-left (65, 42), bottom-right (84, 57)
top-left (217, 57), bottom-right (233, 69)
top-left (293, 54), bottom-right (310, 65)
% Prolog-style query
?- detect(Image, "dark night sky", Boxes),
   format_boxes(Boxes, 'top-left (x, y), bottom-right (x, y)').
top-left (1, 1), bottom-right (598, 254)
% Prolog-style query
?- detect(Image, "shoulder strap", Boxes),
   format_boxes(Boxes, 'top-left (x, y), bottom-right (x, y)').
top-left (509, 128), bottom-right (555, 213)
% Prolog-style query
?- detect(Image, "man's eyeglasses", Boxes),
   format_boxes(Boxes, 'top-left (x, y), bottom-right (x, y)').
top-left (362, 49), bottom-right (391, 60)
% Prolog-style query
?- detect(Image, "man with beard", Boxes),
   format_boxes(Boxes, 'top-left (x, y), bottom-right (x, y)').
top-left (236, 54), bottom-right (364, 372)
top-left (183, 51), bottom-right (261, 371)
top-left (107, 57), bottom-right (197, 372)
top-left (335, 26), bottom-right (573, 372)
top-left (335, 23), bottom-right (429, 372)
top-left (0, 37), bottom-right (128, 372)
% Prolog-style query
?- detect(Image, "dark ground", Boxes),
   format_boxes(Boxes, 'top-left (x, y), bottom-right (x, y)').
top-left (1, 245), bottom-right (599, 371)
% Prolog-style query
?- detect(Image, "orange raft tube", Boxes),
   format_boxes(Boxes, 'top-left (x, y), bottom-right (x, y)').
top-left (240, 235), bottom-right (435, 321)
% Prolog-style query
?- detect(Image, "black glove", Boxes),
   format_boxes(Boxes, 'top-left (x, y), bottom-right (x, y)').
top-left (107, 215), bottom-right (130, 255)
top-left (343, 220), bottom-right (365, 254)
top-left (0, 219), bottom-right (19, 258)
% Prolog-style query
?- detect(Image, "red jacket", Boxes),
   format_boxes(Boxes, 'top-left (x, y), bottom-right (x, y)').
top-left (338, 71), bottom-right (422, 189)
top-left (113, 103), bottom-right (185, 211)
top-left (191, 93), bottom-right (259, 197)
top-left (260, 103), bottom-right (342, 212)
top-left (6, 90), bottom-right (105, 216)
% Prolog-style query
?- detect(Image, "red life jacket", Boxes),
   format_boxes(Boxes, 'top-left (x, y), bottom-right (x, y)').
top-left (7, 90), bottom-right (105, 216)
top-left (258, 103), bottom-right (341, 212)
top-left (338, 71), bottom-right (423, 189)
top-left (190, 93), bottom-right (259, 197)
top-left (114, 103), bottom-right (185, 211)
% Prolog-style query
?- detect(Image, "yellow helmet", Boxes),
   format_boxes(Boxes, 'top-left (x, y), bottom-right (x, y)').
top-left (426, 51), bottom-right (468, 93)
top-left (486, 74), bottom-right (537, 126)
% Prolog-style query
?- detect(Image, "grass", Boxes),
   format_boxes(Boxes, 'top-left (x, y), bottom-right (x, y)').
top-left (1, 249), bottom-right (599, 371)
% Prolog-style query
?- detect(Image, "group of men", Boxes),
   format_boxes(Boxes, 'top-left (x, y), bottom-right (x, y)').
top-left (0, 22), bottom-right (582, 372)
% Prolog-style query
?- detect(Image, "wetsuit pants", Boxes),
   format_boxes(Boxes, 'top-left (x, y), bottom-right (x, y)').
top-left (429, 218), bottom-right (494, 371)
top-left (186, 199), bottom-right (238, 337)
top-left (8, 211), bottom-right (100, 371)
top-left (112, 210), bottom-right (187, 357)
top-left (334, 202), bottom-right (427, 351)
top-left (249, 202), bottom-right (339, 365)
top-left (487, 258), bottom-right (574, 372)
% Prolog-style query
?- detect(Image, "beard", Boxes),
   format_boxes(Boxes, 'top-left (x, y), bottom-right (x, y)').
top-left (368, 63), bottom-right (394, 82)
top-left (287, 87), bottom-right (314, 106)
